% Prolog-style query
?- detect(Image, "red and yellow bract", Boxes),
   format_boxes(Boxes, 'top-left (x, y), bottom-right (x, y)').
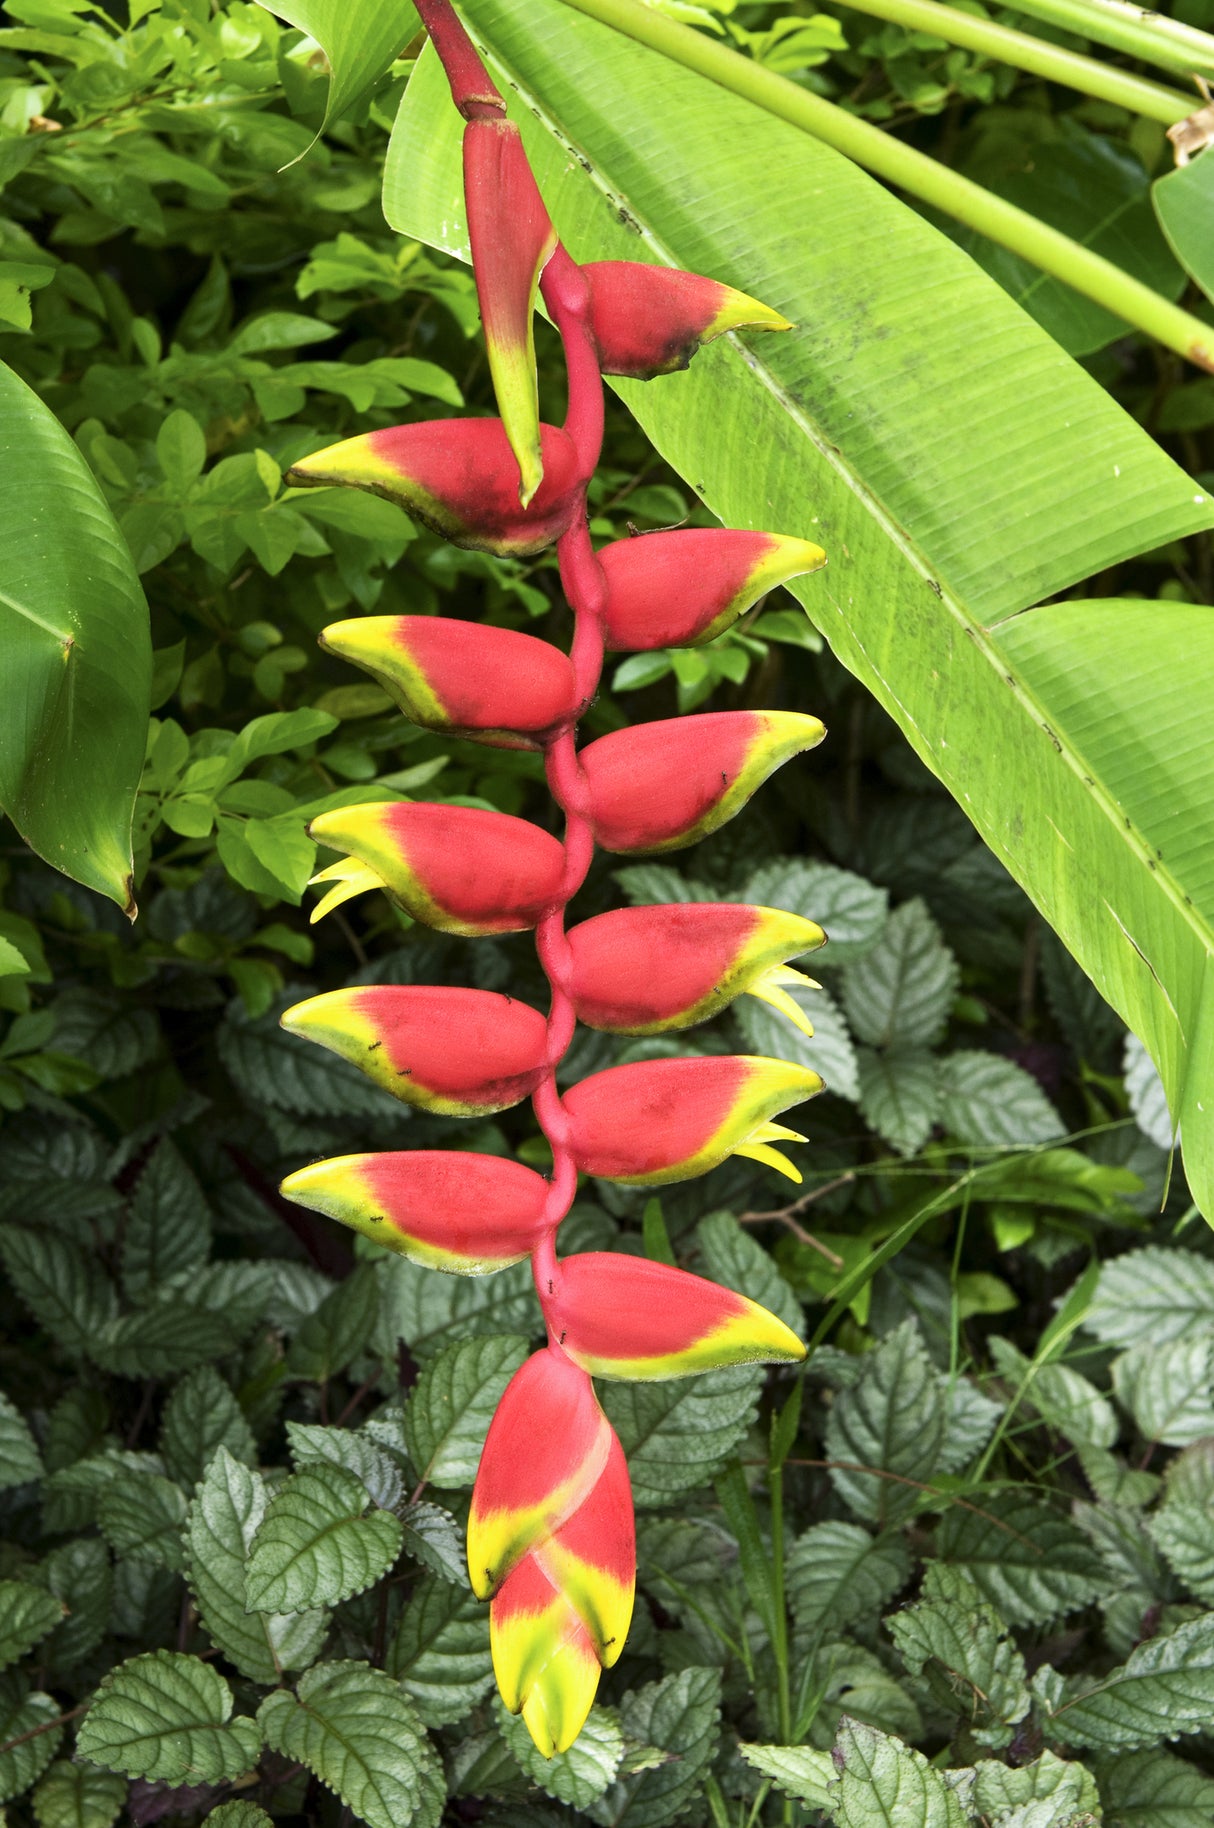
top-left (277, 0), bottom-right (829, 1757)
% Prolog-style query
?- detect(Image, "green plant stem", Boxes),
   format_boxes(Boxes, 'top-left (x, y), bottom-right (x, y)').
top-left (558, 0), bottom-right (1214, 374)
top-left (996, 0), bottom-right (1214, 80)
top-left (768, 1459), bottom-right (792, 1745)
top-left (835, 0), bottom-right (1194, 121)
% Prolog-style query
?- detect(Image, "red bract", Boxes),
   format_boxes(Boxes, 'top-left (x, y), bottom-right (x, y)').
top-left (582, 710), bottom-right (825, 853)
top-left (307, 802), bottom-right (565, 934)
top-left (582, 260), bottom-right (791, 377)
top-left (599, 528), bottom-right (824, 651)
top-left (465, 116), bottom-right (557, 506)
top-left (319, 616), bottom-right (581, 749)
top-left (562, 1055), bottom-right (823, 1185)
top-left (278, 1), bottom-right (830, 1757)
top-left (286, 419), bottom-right (582, 557)
top-left (549, 1255), bottom-right (805, 1378)
top-left (567, 902), bottom-right (825, 1033)
top-left (279, 985), bottom-right (549, 1116)
top-left (280, 1150), bottom-right (550, 1272)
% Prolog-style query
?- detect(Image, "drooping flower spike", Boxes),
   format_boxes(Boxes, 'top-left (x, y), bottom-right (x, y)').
top-left (319, 616), bottom-right (581, 750)
top-left (307, 802), bottom-right (565, 934)
top-left (279, 0), bottom-right (831, 1756)
top-left (567, 902), bottom-right (825, 1035)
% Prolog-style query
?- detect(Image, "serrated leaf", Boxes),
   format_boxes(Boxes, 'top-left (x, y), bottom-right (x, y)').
top-left (285, 1263), bottom-right (379, 1382)
top-left (387, 1575), bottom-right (493, 1727)
top-left (0, 1229), bottom-right (118, 1358)
top-left (122, 1140), bottom-right (211, 1300)
top-left (842, 899), bottom-right (959, 1049)
top-left (1094, 1745), bottom-right (1214, 1827)
top-left (403, 1334), bottom-right (529, 1488)
top-left (739, 1743), bottom-right (835, 1810)
top-left (787, 1522), bottom-right (910, 1638)
top-left (1041, 1615), bottom-right (1214, 1750)
top-left (614, 864), bottom-right (715, 906)
top-left (0, 1582), bottom-right (63, 1671)
top-left (286, 1422), bottom-right (403, 1511)
top-left (694, 1211), bottom-right (804, 1337)
top-left (96, 1472), bottom-right (187, 1571)
top-left (32, 1762), bottom-right (126, 1828)
top-left (374, 1251), bottom-right (538, 1364)
top-left (936, 1494), bottom-right (1109, 1626)
top-left (185, 1448), bottom-right (328, 1685)
top-left (245, 1463), bottom-right (402, 1612)
top-left (400, 1501), bottom-right (467, 1585)
top-left (857, 1047), bottom-right (941, 1157)
top-left (1124, 1031), bottom-right (1175, 1151)
top-left (830, 1718), bottom-right (971, 1828)
top-left (599, 1667), bottom-right (721, 1827)
top-left (734, 979), bottom-right (859, 1103)
top-left (939, 1379), bottom-right (1002, 1475)
top-left (41, 1449), bottom-right (156, 1536)
top-left (160, 1366), bottom-right (256, 1491)
top-left (1112, 1339), bottom-right (1214, 1447)
top-left (742, 859), bottom-right (889, 964)
top-left (971, 1750), bottom-right (1100, 1827)
top-left (258, 1660), bottom-right (443, 1828)
top-left (75, 1652), bottom-right (259, 1784)
top-left (32, 1537), bottom-right (111, 1671)
top-left (0, 1675), bottom-right (62, 1803)
top-left (1149, 1503), bottom-right (1214, 1603)
top-left (937, 1052), bottom-right (1064, 1148)
top-left (1085, 1246), bottom-right (1214, 1349)
top-left (602, 1365), bottom-right (761, 1509)
top-left (500, 1700), bottom-right (623, 1809)
top-left (887, 1578), bottom-right (1029, 1750)
top-left (202, 1806), bottom-right (275, 1828)
top-left (0, 1392), bottom-right (42, 1490)
top-left (50, 992), bottom-right (158, 1081)
top-left (825, 1320), bottom-right (946, 1525)
top-left (90, 1305), bottom-right (244, 1379)
top-left (989, 1336), bottom-right (1118, 1450)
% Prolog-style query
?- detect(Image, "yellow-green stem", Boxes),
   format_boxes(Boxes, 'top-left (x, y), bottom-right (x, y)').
top-left (558, 0), bottom-right (1214, 374)
top-left (997, 0), bottom-right (1214, 79)
top-left (835, 0), bottom-right (1194, 121)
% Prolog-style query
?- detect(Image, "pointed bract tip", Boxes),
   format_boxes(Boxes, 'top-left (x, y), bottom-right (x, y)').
top-left (707, 286), bottom-right (795, 340)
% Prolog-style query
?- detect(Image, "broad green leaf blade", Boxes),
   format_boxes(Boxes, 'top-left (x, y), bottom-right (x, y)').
top-left (739, 1743), bottom-right (836, 1811)
top-left (1041, 1615), bottom-right (1214, 1749)
top-left (387, 7), bottom-right (1214, 1217)
top-left (1093, 1745), bottom-right (1214, 1827)
top-left (786, 1521), bottom-right (910, 1638)
top-left (387, 1576), bottom-right (494, 1728)
top-left (0, 1392), bottom-right (43, 1490)
top-left (160, 1365), bottom-right (257, 1491)
top-left (611, 1669), bottom-right (722, 1827)
top-left (828, 1719), bottom-right (971, 1828)
top-left (0, 1677), bottom-right (62, 1804)
top-left (258, 1661), bottom-right (444, 1828)
top-left (936, 1493), bottom-right (1110, 1625)
top-left (402, 1334), bottom-right (529, 1488)
top-left (971, 1751), bottom-right (1100, 1826)
top-left (75, 1651), bottom-right (260, 1784)
top-left (886, 1571), bottom-right (1030, 1750)
top-left (602, 1365), bottom-right (761, 1508)
top-left (824, 1320), bottom-right (946, 1525)
top-left (0, 363), bottom-right (150, 912)
top-left (499, 1701), bottom-right (623, 1809)
top-left (0, 1582), bottom-right (63, 1672)
top-left (1153, 151), bottom-right (1214, 306)
top-left (31, 1761), bottom-right (127, 1828)
top-left (261, 0), bottom-right (420, 157)
top-left (1084, 1244), bottom-right (1214, 1347)
top-left (245, 1463), bottom-right (403, 1611)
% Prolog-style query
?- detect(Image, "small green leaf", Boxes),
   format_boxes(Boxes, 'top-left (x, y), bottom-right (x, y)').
top-left (0, 1230), bottom-right (118, 1360)
top-left (1041, 1615), bottom-right (1214, 1750)
top-left (787, 1521), bottom-right (910, 1639)
top-left (32, 1761), bottom-right (127, 1828)
top-left (90, 1304), bottom-right (243, 1379)
top-left (202, 1806), bottom-right (275, 1828)
top-left (831, 1718), bottom-right (970, 1828)
top-left (1153, 150), bottom-right (1214, 307)
top-left (96, 1472), bottom-right (187, 1571)
top-left (245, 1462), bottom-right (402, 1612)
top-left (185, 1448), bottom-right (328, 1685)
top-left (0, 1583), bottom-right (62, 1672)
top-left (842, 898), bottom-right (959, 1049)
top-left (0, 1675), bottom-right (62, 1804)
top-left (857, 1047), bottom-right (941, 1157)
top-left (258, 1660), bottom-right (443, 1828)
top-left (603, 1366), bottom-right (762, 1509)
top-left (1112, 1339), bottom-right (1214, 1447)
top-left (825, 1320), bottom-right (946, 1525)
top-left (403, 1334), bottom-right (529, 1488)
top-left (499, 1700), bottom-right (624, 1809)
top-left (75, 1651), bottom-right (260, 1784)
top-left (937, 1051), bottom-right (1064, 1147)
top-left (971, 1749), bottom-right (1099, 1825)
top-left (160, 1365), bottom-right (257, 1491)
top-left (285, 1263), bottom-right (379, 1382)
top-left (612, 1668), bottom-right (722, 1827)
top-left (287, 1421), bottom-right (403, 1511)
top-left (399, 1501), bottom-right (466, 1586)
top-left (739, 1743), bottom-right (836, 1810)
top-left (937, 1493), bottom-right (1109, 1625)
top-left (887, 1567), bottom-right (1029, 1750)
top-left (264, 0), bottom-right (420, 153)
top-left (1086, 1246), bottom-right (1214, 1349)
top-left (122, 1139), bottom-right (211, 1300)
top-left (1094, 1744), bottom-right (1214, 1827)
top-left (0, 1391), bottom-right (43, 1489)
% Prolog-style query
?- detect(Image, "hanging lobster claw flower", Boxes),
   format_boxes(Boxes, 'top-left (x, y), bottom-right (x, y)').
top-left (563, 1055), bottom-right (822, 1186)
top-left (470, 1349), bottom-right (634, 1756)
top-left (280, 986), bottom-right (549, 1116)
top-left (582, 711), bottom-right (824, 855)
top-left (286, 420), bottom-right (582, 558)
top-left (567, 903), bottom-right (824, 1035)
top-left (465, 116), bottom-right (558, 507)
top-left (549, 1254), bottom-right (804, 1379)
top-left (582, 260), bottom-right (791, 378)
top-left (307, 803), bottom-right (564, 935)
top-left (279, 1150), bottom-right (550, 1273)
top-left (599, 528), bottom-right (824, 652)
top-left (319, 616), bottom-right (580, 750)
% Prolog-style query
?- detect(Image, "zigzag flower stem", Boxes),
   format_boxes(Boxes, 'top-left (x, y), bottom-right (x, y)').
top-left (279, 0), bottom-right (833, 1758)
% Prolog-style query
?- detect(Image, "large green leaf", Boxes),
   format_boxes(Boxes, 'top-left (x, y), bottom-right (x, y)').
top-left (385, 9), bottom-right (1214, 1214)
top-left (261, 0), bottom-right (420, 155)
top-left (0, 363), bottom-right (150, 913)
top-left (1153, 150), bottom-right (1214, 306)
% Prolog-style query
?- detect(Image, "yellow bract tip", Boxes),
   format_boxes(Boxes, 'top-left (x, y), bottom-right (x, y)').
top-left (307, 859), bottom-right (382, 925)
top-left (746, 970), bottom-right (815, 1039)
top-left (708, 285), bottom-right (795, 340)
top-left (735, 1141), bottom-right (803, 1183)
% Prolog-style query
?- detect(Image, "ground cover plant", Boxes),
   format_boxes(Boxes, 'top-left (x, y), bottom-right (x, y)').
top-left (1, 1), bottom-right (1214, 1825)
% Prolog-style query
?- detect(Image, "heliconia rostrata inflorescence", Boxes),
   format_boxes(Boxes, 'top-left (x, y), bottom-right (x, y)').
top-left (278, 0), bottom-right (829, 1760)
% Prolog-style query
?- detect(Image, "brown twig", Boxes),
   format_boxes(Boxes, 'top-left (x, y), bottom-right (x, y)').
top-left (738, 1172), bottom-right (855, 1267)
top-left (336, 1363), bottom-right (386, 1427)
top-left (774, 1459), bottom-right (1042, 1546)
top-left (0, 1702), bottom-right (88, 1758)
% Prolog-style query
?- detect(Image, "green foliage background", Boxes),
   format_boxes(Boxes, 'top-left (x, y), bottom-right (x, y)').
top-left (0, 1), bottom-right (1213, 1825)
